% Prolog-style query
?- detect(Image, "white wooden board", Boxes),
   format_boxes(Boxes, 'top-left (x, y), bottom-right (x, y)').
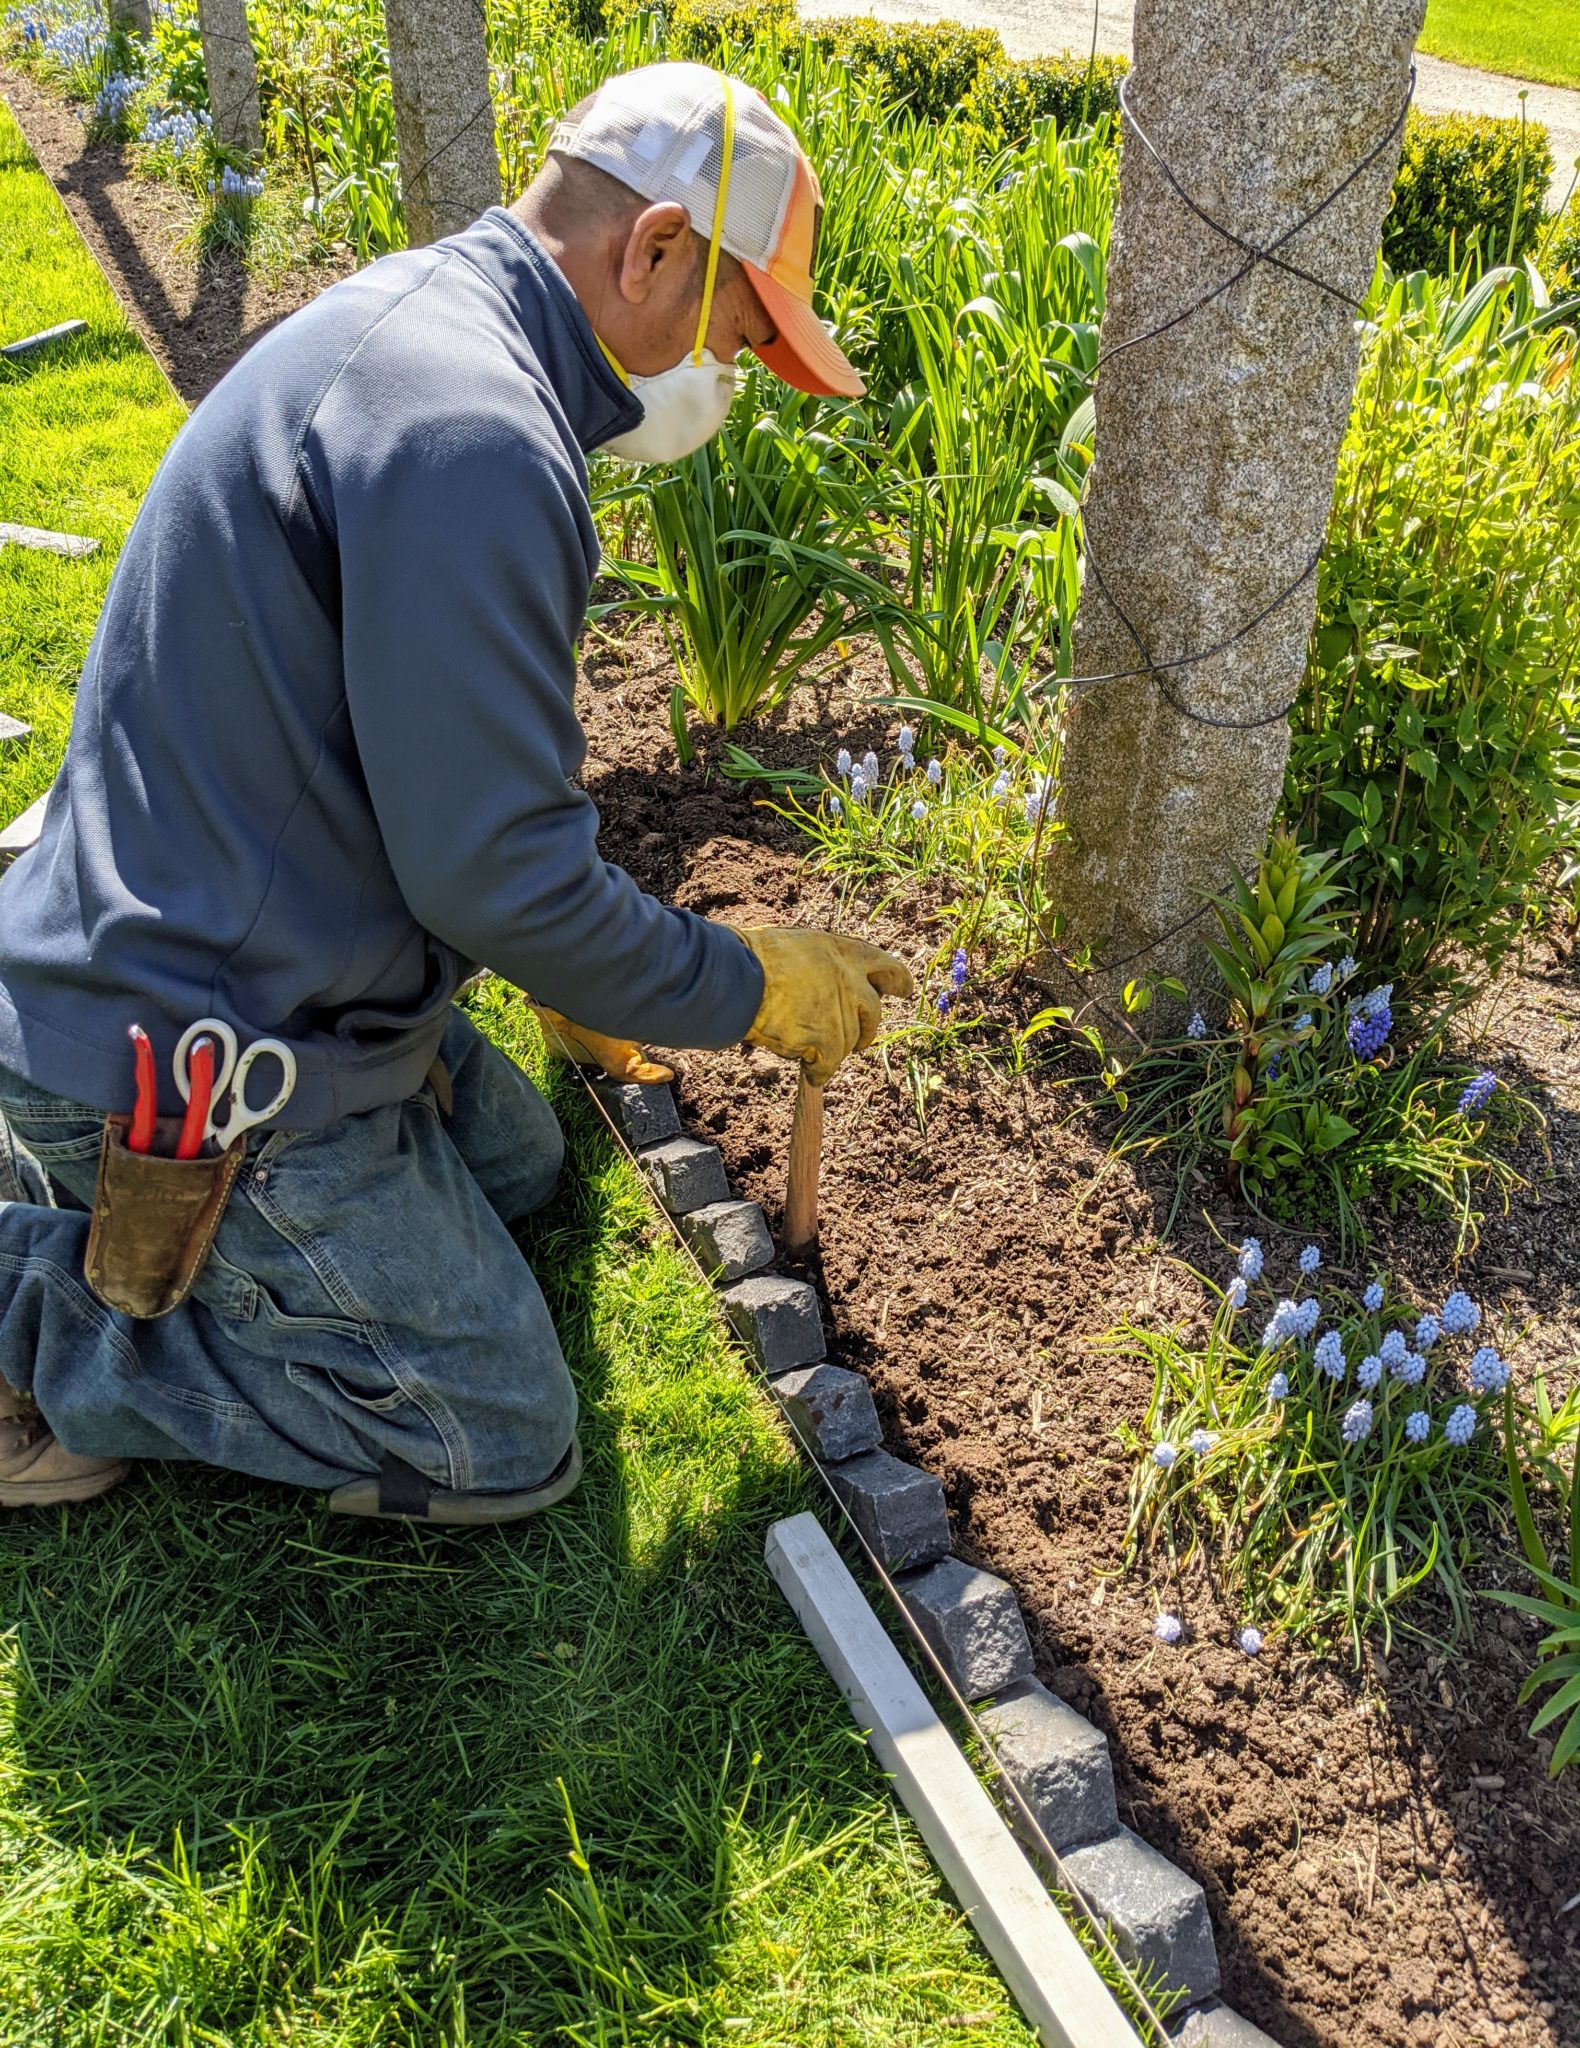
top-left (766, 1512), bottom-right (1142, 2048)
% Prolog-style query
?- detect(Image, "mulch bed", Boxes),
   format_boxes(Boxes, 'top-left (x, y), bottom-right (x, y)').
top-left (577, 632), bottom-right (1580, 2048)
top-left (7, 74), bottom-right (1579, 2047)
top-left (1, 65), bottom-right (352, 401)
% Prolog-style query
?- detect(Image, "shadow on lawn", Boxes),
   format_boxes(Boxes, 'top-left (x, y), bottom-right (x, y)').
top-left (0, 1077), bottom-right (886, 2040)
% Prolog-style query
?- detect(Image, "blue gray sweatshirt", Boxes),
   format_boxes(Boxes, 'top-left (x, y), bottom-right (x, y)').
top-left (0, 209), bottom-right (764, 1127)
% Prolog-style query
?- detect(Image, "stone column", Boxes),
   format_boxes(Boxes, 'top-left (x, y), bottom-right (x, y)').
top-left (383, 0), bottom-right (501, 247)
top-left (110, 0), bottom-right (152, 37)
top-left (195, 0), bottom-right (262, 158)
top-left (1040, 0), bottom-right (1423, 1017)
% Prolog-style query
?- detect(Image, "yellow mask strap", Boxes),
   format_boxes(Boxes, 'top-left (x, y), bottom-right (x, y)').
top-left (595, 333), bottom-right (630, 387)
top-left (691, 80), bottom-right (736, 366)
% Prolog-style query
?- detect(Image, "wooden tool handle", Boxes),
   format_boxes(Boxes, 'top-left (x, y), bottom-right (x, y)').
top-left (783, 1067), bottom-right (824, 1258)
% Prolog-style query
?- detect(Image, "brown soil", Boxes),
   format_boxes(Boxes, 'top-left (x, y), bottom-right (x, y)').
top-left (1, 65), bottom-right (352, 401)
top-left (578, 636), bottom-right (1580, 2048)
top-left (8, 72), bottom-right (1577, 2042)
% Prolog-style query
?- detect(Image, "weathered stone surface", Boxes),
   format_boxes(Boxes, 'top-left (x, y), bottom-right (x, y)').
top-left (0, 793), bottom-right (49, 868)
top-left (773, 1363), bottom-right (881, 1462)
top-left (719, 1274), bottom-right (825, 1372)
top-left (898, 1557), bottom-right (1033, 1701)
top-left (591, 1078), bottom-right (680, 1148)
top-left (195, 0), bottom-right (262, 155)
top-left (976, 1677), bottom-right (1118, 1850)
top-left (826, 1450), bottom-right (950, 1571)
top-left (384, 0), bottom-right (501, 246)
top-left (1169, 1998), bottom-right (1283, 2047)
top-left (1061, 1826), bottom-right (1221, 2003)
top-left (638, 1137), bottom-right (730, 1215)
top-left (0, 523), bottom-right (98, 559)
top-left (111, 0), bottom-right (152, 35)
top-left (0, 714), bottom-right (31, 742)
top-left (1041, 0), bottom-right (1424, 1013)
top-left (679, 1199), bottom-right (774, 1283)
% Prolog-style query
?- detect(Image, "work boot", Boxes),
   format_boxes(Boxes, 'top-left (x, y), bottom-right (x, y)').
top-left (0, 1398), bottom-right (129, 1507)
top-left (327, 1434), bottom-right (584, 1525)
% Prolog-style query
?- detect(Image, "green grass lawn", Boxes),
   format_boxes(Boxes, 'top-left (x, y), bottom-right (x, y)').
top-left (1419, 0), bottom-right (1580, 92)
top-left (0, 99), bottom-right (1050, 2046)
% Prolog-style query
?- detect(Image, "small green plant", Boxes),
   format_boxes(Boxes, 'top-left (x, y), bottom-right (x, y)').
top-left (801, 16), bottom-right (1005, 125)
top-left (1295, 262), bottom-right (1580, 994)
top-left (1125, 1252), bottom-right (1518, 1655)
top-left (1118, 832), bottom-right (1536, 1245)
top-left (1490, 1383), bottom-right (1580, 1777)
top-left (600, 370), bottom-right (912, 734)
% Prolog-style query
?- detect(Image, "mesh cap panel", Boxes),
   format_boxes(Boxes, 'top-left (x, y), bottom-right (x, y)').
top-left (549, 63), bottom-right (798, 268)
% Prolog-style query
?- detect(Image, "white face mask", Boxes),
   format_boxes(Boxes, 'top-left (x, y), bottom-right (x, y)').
top-left (603, 349), bottom-right (740, 464)
top-left (598, 78), bottom-right (743, 467)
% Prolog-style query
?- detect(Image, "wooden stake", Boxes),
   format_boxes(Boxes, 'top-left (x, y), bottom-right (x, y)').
top-left (782, 1067), bottom-right (824, 1257)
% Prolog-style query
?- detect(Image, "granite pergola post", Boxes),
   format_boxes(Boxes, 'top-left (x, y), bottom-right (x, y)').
top-left (194, 0), bottom-right (262, 158)
top-left (110, 0), bottom-right (152, 38)
top-left (1039, 0), bottom-right (1424, 1019)
top-left (383, 0), bottom-right (501, 248)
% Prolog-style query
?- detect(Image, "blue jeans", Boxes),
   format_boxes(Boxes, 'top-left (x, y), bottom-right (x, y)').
top-left (0, 1009), bottom-right (577, 1495)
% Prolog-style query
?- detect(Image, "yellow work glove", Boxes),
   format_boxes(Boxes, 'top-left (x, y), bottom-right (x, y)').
top-left (735, 927), bottom-right (915, 1086)
top-left (529, 1003), bottom-right (674, 1085)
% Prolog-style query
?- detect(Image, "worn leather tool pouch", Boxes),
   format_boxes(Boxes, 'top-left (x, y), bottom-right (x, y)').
top-left (84, 1117), bottom-right (245, 1319)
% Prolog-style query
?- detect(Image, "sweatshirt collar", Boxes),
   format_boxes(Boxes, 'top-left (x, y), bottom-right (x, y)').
top-left (453, 208), bottom-right (644, 454)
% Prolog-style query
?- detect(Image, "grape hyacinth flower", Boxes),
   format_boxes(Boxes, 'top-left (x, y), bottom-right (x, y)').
top-left (1299, 1243), bottom-right (1322, 1275)
top-left (1440, 1290), bottom-right (1479, 1337)
top-left (1356, 1353), bottom-right (1383, 1392)
top-left (1261, 1299), bottom-right (1300, 1349)
top-left (1363, 1280), bottom-right (1386, 1313)
top-left (1309, 961), bottom-right (1334, 996)
top-left (1187, 1429), bottom-right (1217, 1456)
top-left (990, 772), bottom-right (1010, 803)
top-left (1293, 1012), bottom-right (1313, 1034)
top-left (1347, 984), bottom-right (1394, 1059)
top-left (827, 793), bottom-right (842, 819)
top-left (1404, 1408), bottom-right (1431, 1444)
top-left (861, 749), bottom-right (879, 784)
top-left (949, 948), bottom-right (968, 995)
top-left (1457, 1070), bottom-right (1498, 1117)
top-left (1468, 1346), bottom-right (1509, 1395)
top-left (1314, 1330), bottom-right (1345, 1380)
top-left (1237, 1626), bottom-right (1264, 1657)
top-left (910, 799), bottom-right (927, 822)
top-left (94, 71), bottom-right (138, 124)
top-left (926, 759), bottom-right (942, 787)
top-left (1341, 1398), bottom-right (1374, 1446)
top-left (1294, 1297), bottom-right (1321, 1340)
top-left (1153, 1613), bottom-right (1183, 1645)
top-left (1444, 1404), bottom-right (1477, 1446)
top-left (1152, 1441), bottom-right (1179, 1471)
top-left (1394, 1350), bottom-right (1428, 1388)
top-left (1268, 1371), bottom-right (1290, 1402)
top-left (1187, 1010), bottom-right (1207, 1039)
top-left (1337, 954), bottom-right (1357, 980)
top-left (897, 724), bottom-right (915, 757)
top-left (1414, 1314), bottom-right (1442, 1352)
top-left (849, 770), bottom-right (870, 801)
top-left (836, 748), bottom-right (852, 779)
top-left (1238, 1238), bottom-right (1265, 1282)
top-left (992, 744), bottom-right (1007, 767)
top-left (1379, 1329), bottom-right (1408, 1368)
top-left (1225, 1275), bottom-right (1247, 1310)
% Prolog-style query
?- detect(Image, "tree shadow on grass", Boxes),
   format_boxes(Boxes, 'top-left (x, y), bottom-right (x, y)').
top-left (0, 1071), bottom-right (1035, 2044)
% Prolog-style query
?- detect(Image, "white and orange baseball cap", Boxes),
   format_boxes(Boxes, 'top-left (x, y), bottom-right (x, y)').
top-left (548, 61), bottom-right (863, 398)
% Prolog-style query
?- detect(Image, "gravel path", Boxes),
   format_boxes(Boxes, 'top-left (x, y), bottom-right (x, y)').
top-left (803, 0), bottom-right (1580, 211)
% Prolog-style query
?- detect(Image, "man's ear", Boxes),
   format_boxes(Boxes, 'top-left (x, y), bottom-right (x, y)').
top-left (617, 200), bottom-right (694, 305)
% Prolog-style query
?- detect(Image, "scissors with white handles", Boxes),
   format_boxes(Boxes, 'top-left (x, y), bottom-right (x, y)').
top-left (173, 1018), bottom-right (297, 1153)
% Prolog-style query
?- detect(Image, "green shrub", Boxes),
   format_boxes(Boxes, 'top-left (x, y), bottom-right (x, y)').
top-left (1540, 198), bottom-right (1580, 291)
top-left (968, 51), bottom-right (1128, 143)
top-left (801, 17), bottom-right (1004, 125)
top-left (1385, 109), bottom-right (1553, 274)
top-left (1291, 264), bottom-right (1580, 994)
top-left (669, 0), bottom-right (793, 57)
